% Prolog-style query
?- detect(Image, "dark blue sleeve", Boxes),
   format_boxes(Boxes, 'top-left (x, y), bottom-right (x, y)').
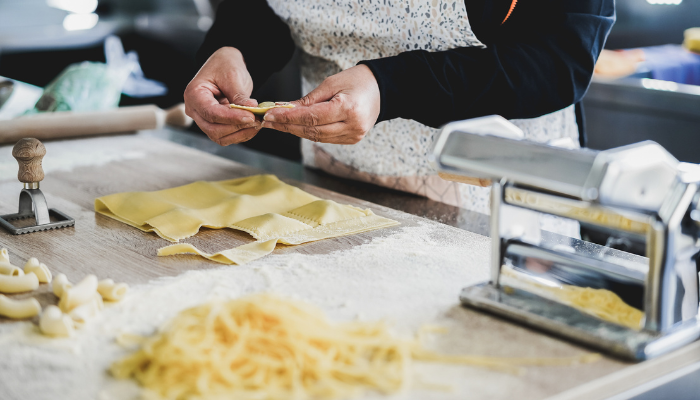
top-left (359, 0), bottom-right (616, 128)
top-left (196, 0), bottom-right (296, 89)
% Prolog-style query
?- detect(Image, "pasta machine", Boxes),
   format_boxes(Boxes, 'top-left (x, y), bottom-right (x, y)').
top-left (431, 116), bottom-right (700, 360)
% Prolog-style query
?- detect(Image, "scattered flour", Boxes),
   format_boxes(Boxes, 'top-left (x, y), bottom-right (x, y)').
top-left (0, 222), bottom-right (491, 400)
top-left (0, 136), bottom-right (149, 181)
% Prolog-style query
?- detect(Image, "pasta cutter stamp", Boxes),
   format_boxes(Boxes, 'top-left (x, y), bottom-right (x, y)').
top-left (0, 138), bottom-right (75, 234)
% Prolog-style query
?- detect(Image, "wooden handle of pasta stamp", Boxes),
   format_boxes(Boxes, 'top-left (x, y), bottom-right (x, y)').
top-left (437, 172), bottom-right (492, 187)
top-left (12, 138), bottom-right (46, 183)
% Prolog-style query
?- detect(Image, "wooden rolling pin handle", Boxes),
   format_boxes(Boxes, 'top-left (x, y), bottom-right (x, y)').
top-left (437, 172), bottom-right (492, 188)
top-left (12, 138), bottom-right (46, 183)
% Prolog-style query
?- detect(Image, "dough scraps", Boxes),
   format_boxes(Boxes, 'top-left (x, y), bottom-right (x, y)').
top-left (229, 101), bottom-right (295, 115)
top-left (95, 175), bottom-right (399, 265)
top-left (111, 294), bottom-right (600, 400)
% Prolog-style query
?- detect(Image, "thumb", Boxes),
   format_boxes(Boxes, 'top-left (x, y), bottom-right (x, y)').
top-left (292, 81), bottom-right (336, 107)
top-left (217, 77), bottom-right (257, 107)
top-left (227, 93), bottom-right (258, 107)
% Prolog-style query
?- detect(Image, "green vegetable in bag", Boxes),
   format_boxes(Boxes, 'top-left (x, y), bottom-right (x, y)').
top-left (31, 61), bottom-right (131, 113)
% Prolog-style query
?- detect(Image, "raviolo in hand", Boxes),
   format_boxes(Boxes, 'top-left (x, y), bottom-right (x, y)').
top-left (229, 101), bottom-right (295, 115)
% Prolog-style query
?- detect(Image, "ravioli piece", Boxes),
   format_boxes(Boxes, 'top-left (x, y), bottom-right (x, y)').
top-left (229, 101), bottom-right (295, 115)
top-left (231, 213), bottom-right (312, 241)
top-left (285, 200), bottom-right (369, 227)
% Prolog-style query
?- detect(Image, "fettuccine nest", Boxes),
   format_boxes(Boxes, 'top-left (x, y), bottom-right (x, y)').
top-left (111, 294), bottom-right (599, 400)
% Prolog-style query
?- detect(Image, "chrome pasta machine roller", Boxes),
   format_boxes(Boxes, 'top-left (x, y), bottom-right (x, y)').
top-left (431, 116), bottom-right (700, 361)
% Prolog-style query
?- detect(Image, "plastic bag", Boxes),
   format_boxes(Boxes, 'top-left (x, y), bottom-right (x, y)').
top-left (104, 35), bottom-right (168, 99)
top-left (30, 36), bottom-right (167, 113)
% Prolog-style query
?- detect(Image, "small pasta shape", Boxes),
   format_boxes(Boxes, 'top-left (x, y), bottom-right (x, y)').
top-left (59, 274), bottom-right (98, 313)
top-left (0, 294), bottom-right (41, 319)
top-left (39, 305), bottom-right (75, 338)
top-left (97, 279), bottom-right (129, 302)
top-left (23, 258), bottom-right (52, 283)
top-left (0, 262), bottom-right (23, 276)
top-left (52, 273), bottom-right (73, 298)
top-left (0, 248), bottom-right (9, 263)
top-left (0, 273), bottom-right (39, 293)
top-left (69, 293), bottom-right (103, 326)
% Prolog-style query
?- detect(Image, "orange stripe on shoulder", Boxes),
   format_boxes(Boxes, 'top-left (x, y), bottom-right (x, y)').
top-left (502, 0), bottom-right (518, 24)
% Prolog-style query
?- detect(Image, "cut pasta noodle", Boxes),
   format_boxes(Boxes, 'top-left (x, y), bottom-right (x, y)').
top-left (23, 258), bottom-right (52, 283)
top-left (0, 248), bottom-right (10, 264)
top-left (59, 275), bottom-right (98, 313)
top-left (69, 294), bottom-right (104, 326)
top-left (0, 294), bottom-right (41, 319)
top-left (0, 262), bottom-right (23, 276)
top-left (39, 305), bottom-right (75, 337)
top-left (52, 273), bottom-right (72, 298)
top-left (97, 279), bottom-right (129, 302)
top-left (111, 294), bottom-right (599, 400)
top-left (0, 272), bottom-right (39, 293)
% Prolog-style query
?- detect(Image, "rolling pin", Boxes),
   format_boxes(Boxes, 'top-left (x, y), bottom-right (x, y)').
top-left (0, 104), bottom-right (192, 144)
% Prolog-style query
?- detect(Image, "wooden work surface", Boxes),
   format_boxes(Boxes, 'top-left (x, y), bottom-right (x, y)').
top-left (0, 133), bottom-right (696, 400)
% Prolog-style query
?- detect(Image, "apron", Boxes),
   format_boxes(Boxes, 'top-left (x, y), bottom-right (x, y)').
top-left (266, 0), bottom-right (580, 236)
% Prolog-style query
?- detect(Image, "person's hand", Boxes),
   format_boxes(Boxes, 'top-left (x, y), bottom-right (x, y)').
top-left (261, 65), bottom-right (380, 144)
top-left (184, 47), bottom-right (261, 146)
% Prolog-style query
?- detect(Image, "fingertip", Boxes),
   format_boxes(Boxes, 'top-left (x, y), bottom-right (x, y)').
top-left (241, 98), bottom-right (258, 107)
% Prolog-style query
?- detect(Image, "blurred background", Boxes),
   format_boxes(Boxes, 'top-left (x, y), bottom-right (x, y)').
top-left (0, 0), bottom-right (698, 162)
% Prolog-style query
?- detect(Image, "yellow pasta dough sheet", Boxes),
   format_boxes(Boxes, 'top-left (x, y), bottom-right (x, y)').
top-left (229, 102), bottom-right (295, 115)
top-left (95, 174), bottom-right (399, 265)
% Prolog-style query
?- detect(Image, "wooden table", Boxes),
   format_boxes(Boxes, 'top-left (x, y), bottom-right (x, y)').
top-left (0, 132), bottom-right (697, 400)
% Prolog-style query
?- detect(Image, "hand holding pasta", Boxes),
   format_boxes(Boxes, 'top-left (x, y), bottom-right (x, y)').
top-left (184, 47), bottom-right (262, 146)
top-left (0, 294), bottom-right (41, 319)
top-left (262, 65), bottom-right (381, 145)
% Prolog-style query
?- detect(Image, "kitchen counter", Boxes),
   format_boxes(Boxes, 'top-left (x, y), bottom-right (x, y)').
top-left (0, 129), bottom-right (697, 400)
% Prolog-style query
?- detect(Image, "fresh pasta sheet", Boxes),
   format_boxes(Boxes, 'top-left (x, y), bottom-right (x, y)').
top-left (111, 294), bottom-right (600, 400)
top-left (95, 175), bottom-right (399, 264)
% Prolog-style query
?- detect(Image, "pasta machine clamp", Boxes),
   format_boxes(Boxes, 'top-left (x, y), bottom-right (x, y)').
top-left (0, 138), bottom-right (75, 234)
top-left (431, 116), bottom-right (700, 361)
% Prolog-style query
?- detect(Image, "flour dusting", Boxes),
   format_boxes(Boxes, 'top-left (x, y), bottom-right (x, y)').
top-left (0, 222), bottom-right (490, 400)
top-left (0, 136), bottom-right (148, 180)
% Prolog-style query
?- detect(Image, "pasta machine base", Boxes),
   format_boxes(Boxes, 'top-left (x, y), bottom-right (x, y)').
top-left (460, 282), bottom-right (700, 361)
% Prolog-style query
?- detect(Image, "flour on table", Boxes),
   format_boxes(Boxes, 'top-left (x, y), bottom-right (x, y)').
top-left (0, 136), bottom-right (149, 181)
top-left (0, 222), bottom-right (490, 400)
